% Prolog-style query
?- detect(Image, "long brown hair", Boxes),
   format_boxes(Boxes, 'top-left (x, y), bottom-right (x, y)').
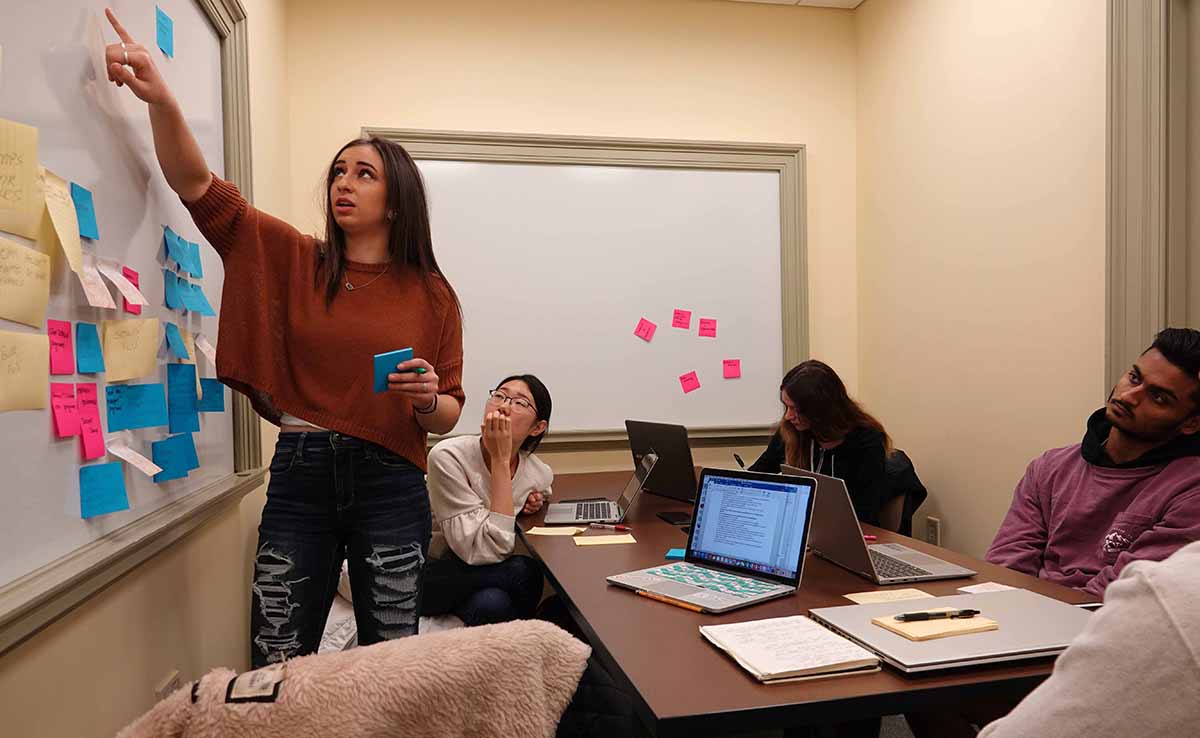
top-left (778, 360), bottom-right (892, 468)
top-left (315, 136), bottom-right (460, 313)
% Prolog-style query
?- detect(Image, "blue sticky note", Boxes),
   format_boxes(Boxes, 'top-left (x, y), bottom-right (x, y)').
top-left (152, 433), bottom-right (198, 483)
top-left (107, 383), bottom-right (169, 431)
top-left (163, 227), bottom-right (184, 262)
top-left (175, 277), bottom-right (198, 312)
top-left (666, 548), bottom-right (686, 560)
top-left (164, 323), bottom-right (190, 359)
top-left (167, 363), bottom-right (200, 433)
top-left (199, 378), bottom-right (225, 412)
top-left (373, 348), bottom-right (414, 392)
top-left (76, 322), bottom-right (105, 374)
top-left (184, 241), bottom-right (203, 278)
top-left (186, 282), bottom-right (217, 317)
top-left (80, 462), bottom-right (130, 519)
top-left (70, 183), bottom-right (100, 240)
top-left (156, 6), bottom-right (174, 58)
top-left (163, 269), bottom-right (184, 311)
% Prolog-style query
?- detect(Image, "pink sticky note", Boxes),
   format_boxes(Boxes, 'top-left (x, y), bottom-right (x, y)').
top-left (634, 317), bottom-right (657, 342)
top-left (672, 309), bottom-right (692, 329)
top-left (723, 359), bottom-right (742, 379)
top-left (679, 371), bottom-right (701, 394)
top-left (48, 319), bottom-right (75, 375)
top-left (51, 383), bottom-right (81, 437)
top-left (77, 383), bottom-right (106, 460)
top-left (122, 266), bottom-right (142, 315)
top-left (699, 318), bottom-right (717, 338)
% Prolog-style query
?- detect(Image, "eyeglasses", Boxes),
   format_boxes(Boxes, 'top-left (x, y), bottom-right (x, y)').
top-left (488, 389), bottom-right (536, 413)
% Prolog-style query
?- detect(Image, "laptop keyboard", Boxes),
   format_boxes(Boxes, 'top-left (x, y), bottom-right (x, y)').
top-left (869, 550), bottom-right (932, 579)
top-left (644, 563), bottom-right (779, 599)
top-left (576, 502), bottom-right (612, 520)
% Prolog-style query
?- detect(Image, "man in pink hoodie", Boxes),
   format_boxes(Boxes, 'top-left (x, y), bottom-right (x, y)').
top-left (987, 327), bottom-right (1200, 597)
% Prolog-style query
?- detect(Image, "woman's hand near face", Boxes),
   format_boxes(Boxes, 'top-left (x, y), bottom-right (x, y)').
top-left (521, 490), bottom-right (546, 515)
top-left (481, 410), bottom-right (513, 464)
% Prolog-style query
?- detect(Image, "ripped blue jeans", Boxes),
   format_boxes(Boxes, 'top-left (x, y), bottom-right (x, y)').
top-left (250, 431), bottom-right (431, 668)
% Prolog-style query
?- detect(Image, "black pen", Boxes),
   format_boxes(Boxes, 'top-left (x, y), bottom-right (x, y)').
top-left (894, 608), bottom-right (979, 622)
top-left (733, 453), bottom-right (746, 469)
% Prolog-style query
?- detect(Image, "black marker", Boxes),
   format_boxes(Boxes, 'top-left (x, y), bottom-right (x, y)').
top-left (733, 453), bottom-right (746, 469)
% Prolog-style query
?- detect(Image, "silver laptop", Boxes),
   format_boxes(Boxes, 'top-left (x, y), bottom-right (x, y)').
top-left (607, 468), bottom-right (817, 613)
top-left (544, 452), bottom-right (657, 524)
top-left (809, 589), bottom-right (1093, 672)
top-left (782, 465), bottom-right (975, 584)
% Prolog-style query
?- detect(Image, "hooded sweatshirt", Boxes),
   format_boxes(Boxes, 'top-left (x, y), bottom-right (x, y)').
top-left (987, 408), bottom-right (1200, 596)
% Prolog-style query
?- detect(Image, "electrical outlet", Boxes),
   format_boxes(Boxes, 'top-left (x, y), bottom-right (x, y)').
top-left (925, 516), bottom-right (942, 546)
top-left (155, 670), bottom-right (182, 701)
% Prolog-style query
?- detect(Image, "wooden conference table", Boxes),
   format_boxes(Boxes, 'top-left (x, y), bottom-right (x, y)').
top-left (520, 470), bottom-right (1093, 738)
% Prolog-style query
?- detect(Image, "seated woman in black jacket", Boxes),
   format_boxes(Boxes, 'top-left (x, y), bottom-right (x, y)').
top-left (750, 360), bottom-right (892, 526)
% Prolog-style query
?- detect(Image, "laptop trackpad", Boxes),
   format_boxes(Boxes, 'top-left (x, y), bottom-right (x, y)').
top-left (653, 580), bottom-right (704, 597)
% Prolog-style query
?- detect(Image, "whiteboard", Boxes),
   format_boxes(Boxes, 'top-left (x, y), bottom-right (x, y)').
top-left (418, 159), bottom-right (785, 435)
top-left (0, 1), bottom-right (231, 590)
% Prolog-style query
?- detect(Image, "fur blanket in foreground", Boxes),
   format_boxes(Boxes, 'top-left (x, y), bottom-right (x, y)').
top-left (117, 620), bottom-right (591, 738)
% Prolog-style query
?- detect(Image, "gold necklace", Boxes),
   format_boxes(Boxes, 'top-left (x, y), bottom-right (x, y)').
top-left (344, 263), bottom-right (390, 291)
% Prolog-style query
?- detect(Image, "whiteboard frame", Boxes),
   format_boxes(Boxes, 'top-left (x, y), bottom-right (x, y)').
top-left (365, 127), bottom-right (808, 448)
top-left (0, 0), bottom-right (264, 657)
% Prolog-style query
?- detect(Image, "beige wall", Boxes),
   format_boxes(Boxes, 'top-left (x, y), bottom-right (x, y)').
top-left (855, 0), bottom-right (1107, 555)
top-left (0, 4), bottom-right (289, 737)
top-left (284, 0), bottom-right (861, 395)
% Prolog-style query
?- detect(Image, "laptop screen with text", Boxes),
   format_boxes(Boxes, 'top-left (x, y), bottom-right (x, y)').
top-left (688, 472), bottom-right (814, 581)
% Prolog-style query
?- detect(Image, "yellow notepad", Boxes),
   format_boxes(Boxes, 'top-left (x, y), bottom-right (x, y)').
top-left (871, 607), bottom-right (998, 641)
top-left (526, 526), bottom-right (584, 536)
top-left (574, 533), bottom-right (637, 546)
top-left (844, 588), bottom-right (934, 605)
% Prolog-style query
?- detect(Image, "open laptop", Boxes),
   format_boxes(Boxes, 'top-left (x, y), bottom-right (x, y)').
top-left (783, 465), bottom-right (975, 584)
top-left (625, 420), bottom-right (697, 502)
top-left (544, 452), bottom-right (658, 524)
top-left (607, 468), bottom-right (817, 613)
top-left (810, 589), bottom-right (1093, 673)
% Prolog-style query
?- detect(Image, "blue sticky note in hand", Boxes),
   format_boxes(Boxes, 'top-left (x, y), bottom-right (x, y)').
top-left (167, 363), bottom-right (200, 433)
top-left (106, 383), bottom-right (169, 431)
top-left (164, 323), bottom-right (190, 359)
top-left (374, 347), bottom-right (414, 393)
top-left (152, 433), bottom-right (199, 483)
top-left (80, 462), bottom-right (130, 519)
top-left (76, 322), bottom-right (105, 373)
top-left (156, 6), bottom-right (174, 58)
top-left (70, 183), bottom-right (99, 240)
top-left (199, 378), bottom-right (225, 412)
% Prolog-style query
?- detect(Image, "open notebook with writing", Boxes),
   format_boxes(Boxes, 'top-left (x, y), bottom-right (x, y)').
top-left (700, 615), bottom-right (879, 683)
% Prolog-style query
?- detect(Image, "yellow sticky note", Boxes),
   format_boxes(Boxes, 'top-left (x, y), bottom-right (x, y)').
top-left (574, 534), bottom-right (637, 546)
top-left (0, 330), bottom-right (49, 410)
top-left (844, 588), bottom-right (935, 605)
top-left (0, 118), bottom-right (42, 240)
top-left (102, 318), bottom-right (161, 382)
top-left (0, 237), bottom-right (50, 327)
top-left (40, 167), bottom-right (82, 274)
top-left (526, 526), bottom-right (585, 536)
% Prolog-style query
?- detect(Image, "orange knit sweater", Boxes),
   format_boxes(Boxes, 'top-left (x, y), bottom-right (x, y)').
top-left (185, 176), bottom-right (464, 471)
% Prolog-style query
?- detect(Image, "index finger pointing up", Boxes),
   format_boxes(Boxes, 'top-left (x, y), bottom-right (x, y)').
top-left (105, 7), bottom-right (136, 44)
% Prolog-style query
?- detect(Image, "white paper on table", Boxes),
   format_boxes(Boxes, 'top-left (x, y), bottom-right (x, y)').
top-left (77, 256), bottom-right (116, 309)
top-left (194, 333), bottom-right (217, 365)
top-left (96, 258), bottom-right (149, 305)
top-left (106, 432), bottom-right (164, 477)
top-left (526, 526), bottom-right (584, 536)
top-left (957, 582), bottom-right (1018, 594)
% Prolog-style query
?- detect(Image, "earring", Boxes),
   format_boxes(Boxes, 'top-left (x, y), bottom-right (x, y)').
top-left (386, 210), bottom-right (396, 222)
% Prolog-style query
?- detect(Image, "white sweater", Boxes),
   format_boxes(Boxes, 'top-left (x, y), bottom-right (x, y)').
top-left (426, 435), bottom-right (554, 565)
top-left (979, 539), bottom-right (1200, 738)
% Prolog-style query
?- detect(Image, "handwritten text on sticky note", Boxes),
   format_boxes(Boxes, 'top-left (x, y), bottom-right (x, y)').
top-left (0, 236), bottom-right (50, 328)
top-left (679, 371), bottom-right (701, 394)
top-left (672, 309), bottom-right (692, 329)
top-left (723, 359), bottom-right (741, 379)
top-left (634, 317), bottom-right (656, 343)
top-left (51, 382), bottom-right (80, 437)
top-left (48, 319), bottom-right (74, 375)
top-left (698, 318), bottom-right (717, 338)
top-left (77, 383), bottom-right (105, 459)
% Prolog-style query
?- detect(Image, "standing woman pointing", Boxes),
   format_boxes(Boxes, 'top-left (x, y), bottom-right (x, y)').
top-left (102, 10), bottom-right (465, 666)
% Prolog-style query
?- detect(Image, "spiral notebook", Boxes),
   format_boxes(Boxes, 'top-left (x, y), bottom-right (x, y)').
top-left (700, 615), bottom-right (880, 683)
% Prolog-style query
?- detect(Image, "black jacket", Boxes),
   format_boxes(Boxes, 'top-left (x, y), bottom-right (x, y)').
top-left (750, 426), bottom-right (890, 526)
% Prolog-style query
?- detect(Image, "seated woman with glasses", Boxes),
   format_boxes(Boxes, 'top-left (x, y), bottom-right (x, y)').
top-left (421, 374), bottom-right (554, 626)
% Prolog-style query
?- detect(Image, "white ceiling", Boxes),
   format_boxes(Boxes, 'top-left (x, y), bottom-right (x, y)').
top-left (726, 0), bottom-right (866, 8)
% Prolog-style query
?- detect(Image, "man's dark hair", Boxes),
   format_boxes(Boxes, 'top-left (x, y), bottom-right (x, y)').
top-left (1147, 327), bottom-right (1200, 407)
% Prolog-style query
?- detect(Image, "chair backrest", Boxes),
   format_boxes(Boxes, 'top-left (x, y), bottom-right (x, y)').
top-left (884, 449), bottom-right (928, 536)
top-left (879, 491), bottom-right (906, 533)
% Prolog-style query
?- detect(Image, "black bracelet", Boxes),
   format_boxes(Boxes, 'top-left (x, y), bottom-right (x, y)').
top-left (415, 394), bottom-right (439, 415)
